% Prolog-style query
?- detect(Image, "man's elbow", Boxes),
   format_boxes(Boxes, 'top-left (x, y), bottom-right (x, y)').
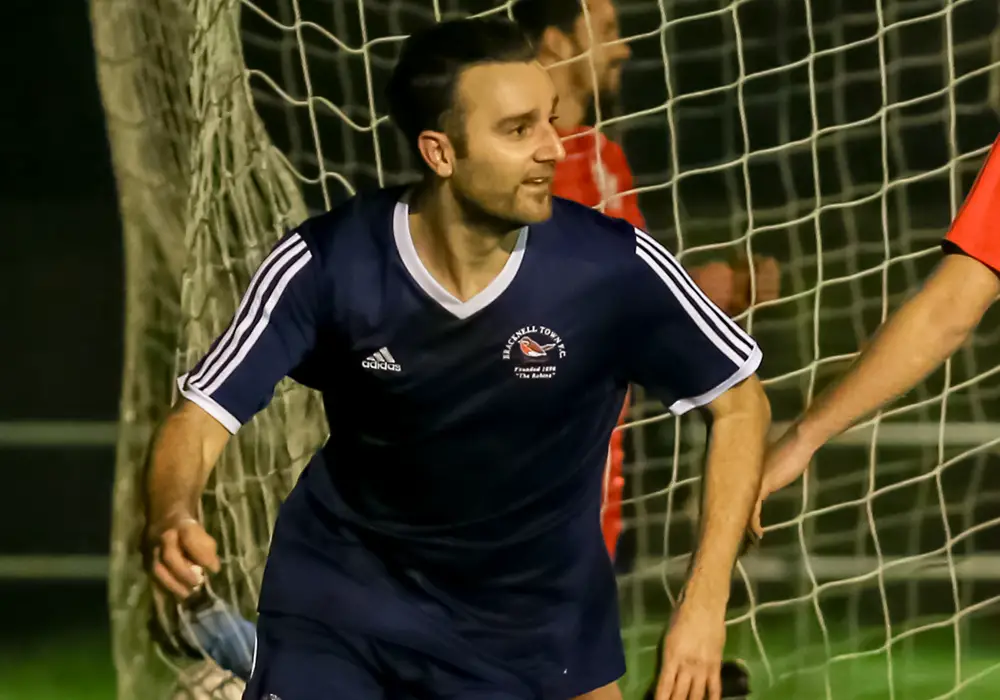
top-left (155, 399), bottom-right (232, 468)
top-left (741, 375), bottom-right (772, 428)
top-left (708, 374), bottom-right (771, 427)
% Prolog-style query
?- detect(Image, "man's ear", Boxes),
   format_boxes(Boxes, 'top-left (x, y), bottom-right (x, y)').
top-left (417, 130), bottom-right (455, 177)
top-left (537, 25), bottom-right (576, 64)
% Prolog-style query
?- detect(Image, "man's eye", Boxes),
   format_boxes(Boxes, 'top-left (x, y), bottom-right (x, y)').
top-left (512, 125), bottom-right (529, 137)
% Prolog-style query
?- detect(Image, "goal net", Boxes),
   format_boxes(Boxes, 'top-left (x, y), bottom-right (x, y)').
top-left (91, 0), bottom-right (1000, 698)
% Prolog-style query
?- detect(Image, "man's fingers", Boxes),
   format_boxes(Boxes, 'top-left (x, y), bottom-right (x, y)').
top-left (691, 262), bottom-right (735, 313)
top-left (688, 668), bottom-right (709, 700)
top-left (159, 532), bottom-right (206, 589)
top-left (743, 255), bottom-right (781, 303)
top-left (151, 556), bottom-right (194, 599)
top-left (656, 658), bottom-right (680, 700)
top-left (668, 669), bottom-right (692, 700)
top-left (178, 523), bottom-right (221, 573)
top-left (750, 499), bottom-right (764, 540)
top-left (707, 669), bottom-right (722, 700)
top-left (146, 522), bottom-right (221, 602)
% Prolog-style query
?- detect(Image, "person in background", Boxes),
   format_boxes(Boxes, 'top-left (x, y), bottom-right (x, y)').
top-left (512, 0), bottom-right (781, 564)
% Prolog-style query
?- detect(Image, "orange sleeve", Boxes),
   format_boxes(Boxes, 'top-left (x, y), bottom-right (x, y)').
top-left (944, 136), bottom-right (1000, 272)
top-left (603, 140), bottom-right (647, 231)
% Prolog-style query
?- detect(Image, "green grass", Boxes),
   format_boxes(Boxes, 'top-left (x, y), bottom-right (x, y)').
top-left (2, 582), bottom-right (997, 700)
top-left (0, 582), bottom-right (114, 700)
top-left (619, 622), bottom-right (1000, 700)
top-left (5, 623), bottom-right (997, 700)
top-left (0, 627), bottom-right (115, 700)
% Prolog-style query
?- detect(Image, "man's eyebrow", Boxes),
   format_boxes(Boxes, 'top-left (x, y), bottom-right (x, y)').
top-left (497, 109), bottom-right (540, 127)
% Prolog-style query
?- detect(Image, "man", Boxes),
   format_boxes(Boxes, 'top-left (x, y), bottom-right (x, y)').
top-left (511, 0), bottom-right (781, 316)
top-left (512, 0), bottom-right (780, 563)
top-left (146, 17), bottom-right (770, 700)
top-left (756, 136), bottom-right (1000, 525)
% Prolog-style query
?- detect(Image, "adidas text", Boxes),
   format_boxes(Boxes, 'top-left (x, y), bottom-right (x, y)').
top-left (362, 348), bottom-right (401, 372)
top-left (362, 358), bottom-right (401, 372)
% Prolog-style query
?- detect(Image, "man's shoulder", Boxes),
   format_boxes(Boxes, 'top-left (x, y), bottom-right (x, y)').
top-left (548, 197), bottom-right (639, 254)
top-left (295, 185), bottom-right (404, 261)
top-left (551, 196), bottom-right (635, 230)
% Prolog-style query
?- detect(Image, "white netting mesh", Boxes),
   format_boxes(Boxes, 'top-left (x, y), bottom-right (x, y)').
top-left (93, 0), bottom-right (1000, 698)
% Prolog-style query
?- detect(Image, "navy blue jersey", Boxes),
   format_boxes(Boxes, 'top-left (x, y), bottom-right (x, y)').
top-left (177, 187), bottom-right (761, 695)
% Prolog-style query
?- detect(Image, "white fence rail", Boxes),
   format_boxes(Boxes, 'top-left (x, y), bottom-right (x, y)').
top-left (0, 420), bottom-right (996, 581)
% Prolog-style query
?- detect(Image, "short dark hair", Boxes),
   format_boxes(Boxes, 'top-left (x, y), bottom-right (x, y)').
top-left (510, 0), bottom-right (584, 45)
top-left (385, 17), bottom-right (535, 159)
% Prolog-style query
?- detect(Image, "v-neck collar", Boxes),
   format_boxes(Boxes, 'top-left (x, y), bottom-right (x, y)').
top-left (392, 196), bottom-right (529, 320)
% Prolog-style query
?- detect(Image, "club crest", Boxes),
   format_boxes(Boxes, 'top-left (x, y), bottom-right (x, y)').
top-left (502, 325), bottom-right (566, 380)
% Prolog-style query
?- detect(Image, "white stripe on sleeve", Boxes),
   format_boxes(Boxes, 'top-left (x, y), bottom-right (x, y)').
top-left (635, 247), bottom-right (748, 367)
top-left (190, 241), bottom-right (309, 393)
top-left (199, 249), bottom-right (314, 395)
top-left (635, 228), bottom-right (754, 359)
top-left (668, 345), bottom-right (763, 415)
top-left (176, 373), bottom-right (242, 434)
top-left (190, 233), bottom-right (305, 388)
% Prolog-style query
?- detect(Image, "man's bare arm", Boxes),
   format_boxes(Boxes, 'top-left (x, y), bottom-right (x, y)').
top-left (146, 399), bottom-right (231, 598)
top-left (686, 375), bottom-right (771, 603)
top-left (764, 254), bottom-right (999, 497)
top-left (655, 375), bottom-right (771, 700)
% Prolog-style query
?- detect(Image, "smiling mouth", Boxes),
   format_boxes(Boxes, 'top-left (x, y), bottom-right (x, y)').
top-left (523, 177), bottom-right (552, 186)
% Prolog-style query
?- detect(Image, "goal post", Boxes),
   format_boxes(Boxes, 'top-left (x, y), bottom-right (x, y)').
top-left (92, 0), bottom-right (1000, 698)
top-left (92, 1), bottom-right (326, 698)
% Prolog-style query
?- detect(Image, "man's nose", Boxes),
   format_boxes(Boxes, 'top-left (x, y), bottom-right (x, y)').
top-left (538, 123), bottom-right (566, 163)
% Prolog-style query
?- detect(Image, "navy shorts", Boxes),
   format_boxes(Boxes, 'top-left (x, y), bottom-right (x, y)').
top-left (243, 612), bottom-right (538, 700)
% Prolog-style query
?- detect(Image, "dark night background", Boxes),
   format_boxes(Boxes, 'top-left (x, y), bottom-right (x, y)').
top-left (1, 0), bottom-right (120, 540)
top-left (0, 0), bottom-right (120, 685)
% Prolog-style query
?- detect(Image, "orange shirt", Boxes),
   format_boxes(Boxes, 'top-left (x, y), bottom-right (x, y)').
top-left (944, 136), bottom-right (1000, 273)
top-left (553, 126), bottom-right (647, 231)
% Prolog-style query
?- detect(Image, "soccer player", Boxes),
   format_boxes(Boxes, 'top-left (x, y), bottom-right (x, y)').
top-left (755, 136), bottom-right (1000, 527)
top-left (512, 0), bottom-right (780, 563)
top-left (145, 17), bottom-right (770, 700)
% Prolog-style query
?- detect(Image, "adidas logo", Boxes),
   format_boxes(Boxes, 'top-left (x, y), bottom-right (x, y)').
top-left (362, 347), bottom-right (402, 372)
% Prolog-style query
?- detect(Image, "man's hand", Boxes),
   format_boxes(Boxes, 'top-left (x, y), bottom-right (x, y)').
top-left (688, 261), bottom-right (736, 315)
top-left (750, 425), bottom-right (817, 537)
top-left (688, 256), bottom-right (781, 317)
top-left (731, 255), bottom-right (781, 314)
top-left (654, 376), bottom-right (767, 698)
top-left (654, 598), bottom-right (727, 700)
top-left (145, 400), bottom-right (230, 599)
top-left (147, 516), bottom-right (221, 599)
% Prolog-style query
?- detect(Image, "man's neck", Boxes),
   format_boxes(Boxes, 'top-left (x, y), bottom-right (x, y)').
top-left (408, 183), bottom-right (522, 303)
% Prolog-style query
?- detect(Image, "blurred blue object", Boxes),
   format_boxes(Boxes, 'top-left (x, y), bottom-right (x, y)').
top-left (179, 594), bottom-right (257, 681)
